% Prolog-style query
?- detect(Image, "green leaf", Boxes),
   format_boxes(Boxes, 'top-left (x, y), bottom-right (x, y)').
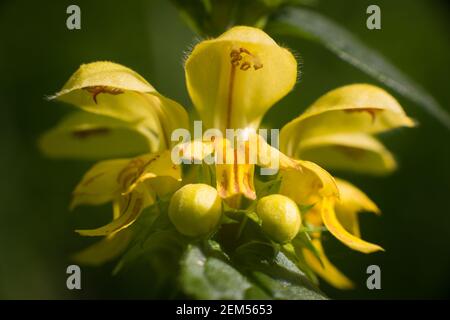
top-left (180, 245), bottom-right (254, 299)
top-left (235, 241), bottom-right (278, 263)
top-left (299, 203), bottom-right (315, 215)
top-left (233, 241), bottom-right (326, 299)
top-left (255, 177), bottom-right (282, 198)
top-left (251, 271), bottom-right (324, 300)
top-left (268, 8), bottom-right (450, 129)
top-left (39, 111), bottom-right (151, 159)
top-left (112, 204), bottom-right (178, 274)
top-left (203, 239), bottom-right (230, 260)
top-left (170, 0), bottom-right (238, 36)
top-left (292, 232), bottom-right (323, 267)
top-left (113, 228), bottom-right (184, 275)
top-left (249, 251), bottom-right (327, 300)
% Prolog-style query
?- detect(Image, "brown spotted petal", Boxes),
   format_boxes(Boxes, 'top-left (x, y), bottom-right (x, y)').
top-left (185, 26), bottom-right (297, 131)
top-left (72, 151), bottom-right (182, 236)
top-left (280, 84), bottom-right (415, 156)
top-left (48, 61), bottom-right (188, 153)
top-left (76, 184), bottom-right (152, 236)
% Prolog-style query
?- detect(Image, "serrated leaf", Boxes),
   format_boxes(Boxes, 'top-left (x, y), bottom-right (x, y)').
top-left (281, 240), bottom-right (320, 284)
top-left (233, 241), bottom-right (326, 299)
top-left (268, 8), bottom-right (450, 129)
top-left (235, 241), bottom-right (277, 264)
top-left (249, 251), bottom-right (327, 300)
top-left (251, 271), bottom-right (325, 300)
top-left (203, 239), bottom-right (230, 260)
top-left (180, 245), bottom-right (253, 299)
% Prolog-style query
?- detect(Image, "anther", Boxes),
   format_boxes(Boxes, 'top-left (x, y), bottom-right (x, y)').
top-left (240, 62), bottom-right (251, 71)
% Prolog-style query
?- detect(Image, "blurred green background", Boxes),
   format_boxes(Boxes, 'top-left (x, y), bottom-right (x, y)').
top-left (0, 0), bottom-right (449, 299)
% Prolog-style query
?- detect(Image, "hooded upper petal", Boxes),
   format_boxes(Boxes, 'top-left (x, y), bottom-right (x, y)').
top-left (48, 61), bottom-right (189, 152)
top-left (185, 26), bottom-right (297, 131)
top-left (297, 133), bottom-right (397, 175)
top-left (280, 84), bottom-right (415, 156)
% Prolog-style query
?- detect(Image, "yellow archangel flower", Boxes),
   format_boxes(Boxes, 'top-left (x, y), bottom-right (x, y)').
top-left (41, 26), bottom-right (415, 286)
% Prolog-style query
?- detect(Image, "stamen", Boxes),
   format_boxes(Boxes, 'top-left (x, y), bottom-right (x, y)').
top-left (240, 62), bottom-right (251, 71)
top-left (229, 47), bottom-right (263, 71)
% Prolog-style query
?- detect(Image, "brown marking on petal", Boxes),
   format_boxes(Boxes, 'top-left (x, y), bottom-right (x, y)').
top-left (219, 170), bottom-right (229, 198)
top-left (119, 193), bottom-right (133, 217)
top-left (344, 108), bottom-right (382, 124)
top-left (253, 62), bottom-right (263, 70)
top-left (72, 127), bottom-right (110, 139)
top-left (132, 197), bottom-right (143, 216)
top-left (233, 149), bottom-right (240, 196)
top-left (243, 168), bottom-right (256, 200)
top-left (81, 171), bottom-right (106, 187)
top-left (85, 86), bottom-right (124, 104)
top-left (117, 155), bottom-right (160, 190)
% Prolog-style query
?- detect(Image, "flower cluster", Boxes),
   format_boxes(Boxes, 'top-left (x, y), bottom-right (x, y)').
top-left (41, 26), bottom-right (414, 289)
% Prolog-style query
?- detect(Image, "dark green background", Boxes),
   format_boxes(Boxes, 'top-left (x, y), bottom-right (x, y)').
top-left (0, 0), bottom-right (449, 299)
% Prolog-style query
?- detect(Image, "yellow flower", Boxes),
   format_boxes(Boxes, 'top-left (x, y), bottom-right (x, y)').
top-left (41, 61), bottom-right (189, 158)
top-left (185, 26), bottom-right (297, 132)
top-left (279, 84), bottom-right (415, 288)
top-left (41, 26), bottom-right (414, 285)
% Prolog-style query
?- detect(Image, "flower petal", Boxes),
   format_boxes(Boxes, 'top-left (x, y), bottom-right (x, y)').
top-left (39, 111), bottom-right (153, 159)
top-left (119, 151), bottom-right (182, 194)
top-left (280, 84), bottom-right (415, 155)
top-left (252, 133), bottom-right (301, 171)
top-left (71, 151), bottom-right (181, 210)
top-left (185, 26), bottom-right (297, 131)
top-left (172, 139), bottom-right (215, 163)
top-left (50, 61), bottom-right (188, 151)
top-left (216, 162), bottom-right (256, 203)
top-left (335, 178), bottom-right (380, 237)
top-left (76, 184), bottom-right (153, 236)
top-left (297, 133), bottom-right (397, 175)
top-left (303, 239), bottom-right (354, 289)
top-left (279, 160), bottom-right (339, 206)
top-left (72, 228), bottom-right (133, 266)
top-left (70, 158), bottom-right (130, 209)
top-left (321, 197), bottom-right (384, 253)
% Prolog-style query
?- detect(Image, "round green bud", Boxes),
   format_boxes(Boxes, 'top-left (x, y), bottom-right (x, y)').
top-left (169, 184), bottom-right (222, 237)
top-left (256, 194), bottom-right (301, 243)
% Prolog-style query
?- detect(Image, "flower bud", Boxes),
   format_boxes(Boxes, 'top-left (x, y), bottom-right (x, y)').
top-left (169, 184), bottom-right (222, 237)
top-left (256, 194), bottom-right (301, 243)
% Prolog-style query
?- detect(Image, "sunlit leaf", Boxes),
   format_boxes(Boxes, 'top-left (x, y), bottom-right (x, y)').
top-left (180, 245), bottom-right (253, 299)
